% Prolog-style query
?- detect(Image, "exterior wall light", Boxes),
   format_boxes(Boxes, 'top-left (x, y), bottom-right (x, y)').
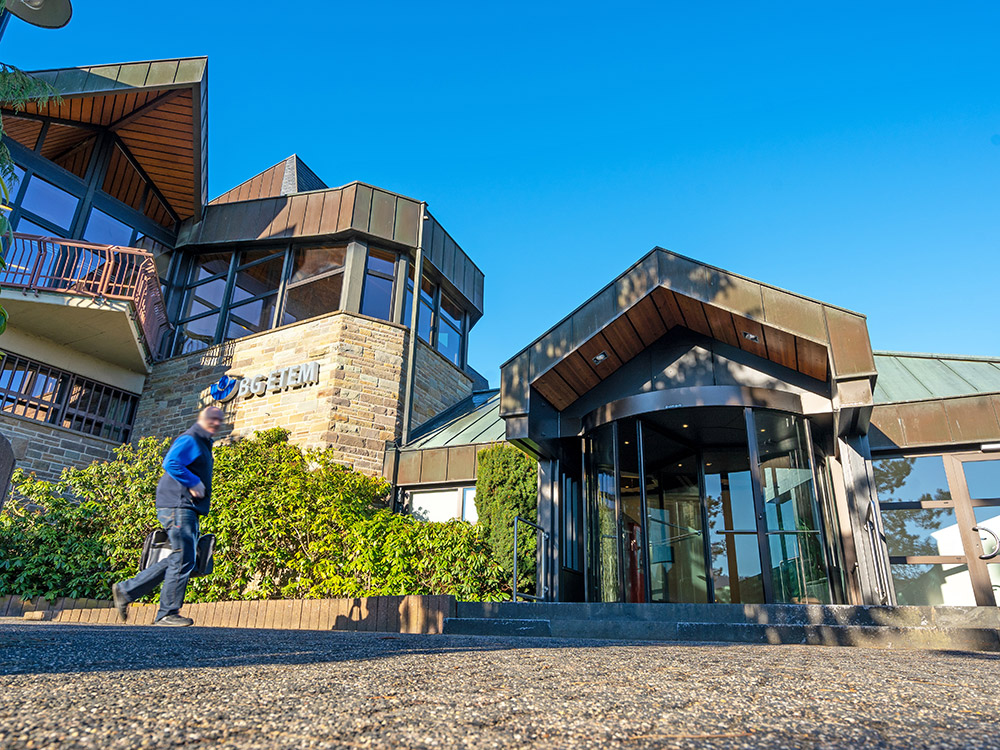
top-left (592, 351), bottom-right (608, 365)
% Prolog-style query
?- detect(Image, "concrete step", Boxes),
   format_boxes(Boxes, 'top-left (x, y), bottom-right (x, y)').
top-left (443, 618), bottom-right (551, 637)
top-left (444, 602), bottom-right (1000, 650)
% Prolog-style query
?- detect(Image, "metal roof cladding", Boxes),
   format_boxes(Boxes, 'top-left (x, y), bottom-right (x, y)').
top-left (873, 352), bottom-right (1000, 404)
top-left (403, 390), bottom-right (504, 450)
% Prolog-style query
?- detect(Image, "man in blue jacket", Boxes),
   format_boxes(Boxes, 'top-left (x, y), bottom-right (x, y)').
top-left (112, 406), bottom-right (224, 626)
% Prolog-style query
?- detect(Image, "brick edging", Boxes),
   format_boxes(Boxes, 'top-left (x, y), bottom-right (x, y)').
top-left (0, 594), bottom-right (456, 633)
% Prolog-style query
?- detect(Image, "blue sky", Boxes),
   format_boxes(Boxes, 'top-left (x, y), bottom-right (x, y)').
top-left (4, 2), bottom-right (998, 384)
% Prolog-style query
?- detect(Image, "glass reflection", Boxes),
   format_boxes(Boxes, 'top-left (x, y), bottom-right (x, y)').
top-left (892, 563), bottom-right (977, 606)
top-left (618, 421), bottom-right (645, 603)
top-left (964, 460), bottom-right (1000, 500)
top-left (588, 423), bottom-right (620, 603)
top-left (705, 447), bottom-right (764, 603)
top-left (643, 424), bottom-right (708, 604)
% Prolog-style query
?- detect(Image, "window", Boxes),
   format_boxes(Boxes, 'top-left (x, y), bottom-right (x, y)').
top-left (360, 248), bottom-right (396, 321)
top-left (404, 269), bottom-right (435, 343)
top-left (83, 208), bottom-right (133, 246)
top-left (173, 253), bottom-right (232, 355)
top-left (283, 245), bottom-right (346, 324)
top-left (403, 265), bottom-right (467, 366)
top-left (437, 293), bottom-right (464, 366)
top-left (462, 487), bottom-right (478, 523)
top-left (223, 250), bottom-right (283, 337)
top-left (18, 175), bottom-right (78, 231)
top-left (134, 234), bottom-right (173, 282)
top-left (0, 351), bottom-right (138, 442)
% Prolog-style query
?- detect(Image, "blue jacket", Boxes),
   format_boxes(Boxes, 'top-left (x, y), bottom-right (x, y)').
top-left (155, 424), bottom-right (214, 515)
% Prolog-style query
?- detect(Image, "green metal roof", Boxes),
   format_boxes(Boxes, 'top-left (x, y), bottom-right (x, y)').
top-left (27, 57), bottom-right (208, 95)
top-left (873, 352), bottom-right (1000, 404)
top-left (404, 390), bottom-right (504, 450)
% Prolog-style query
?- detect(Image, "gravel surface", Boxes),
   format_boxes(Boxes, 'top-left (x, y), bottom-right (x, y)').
top-left (1, 621), bottom-right (998, 749)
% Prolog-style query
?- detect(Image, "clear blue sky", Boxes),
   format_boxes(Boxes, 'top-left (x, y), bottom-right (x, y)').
top-left (4, 2), bottom-right (999, 384)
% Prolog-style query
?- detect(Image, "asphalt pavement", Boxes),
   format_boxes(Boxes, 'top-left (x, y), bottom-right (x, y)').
top-left (1, 620), bottom-right (998, 749)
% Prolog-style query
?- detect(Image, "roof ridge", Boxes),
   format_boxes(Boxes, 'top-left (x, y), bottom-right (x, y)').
top-left (874, 350), bottom-right (1000, 363)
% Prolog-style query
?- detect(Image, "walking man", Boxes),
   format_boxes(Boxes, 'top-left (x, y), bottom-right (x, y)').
top-left (112, 406), bottom-right (224, 626)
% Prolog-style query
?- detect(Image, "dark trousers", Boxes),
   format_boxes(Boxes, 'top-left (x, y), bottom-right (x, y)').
top-left (117, 507), bottom-right (199, 620)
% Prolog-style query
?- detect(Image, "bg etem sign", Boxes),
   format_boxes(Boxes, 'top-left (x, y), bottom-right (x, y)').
top-left (210, 362), bottom-right (320, 403)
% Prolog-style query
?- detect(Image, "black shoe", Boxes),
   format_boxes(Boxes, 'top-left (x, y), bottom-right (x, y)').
top-left (154, 614), bottom-right (194, 627)
top-left (111, 583), bottom-right (129, 622)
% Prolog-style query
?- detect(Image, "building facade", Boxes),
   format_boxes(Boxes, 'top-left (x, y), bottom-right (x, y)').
top-left (2, 55), bottom-right (998, 611)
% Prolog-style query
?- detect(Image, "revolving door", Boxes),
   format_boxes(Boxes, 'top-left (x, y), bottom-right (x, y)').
top-left (585, 405), bottom-right (839, 605)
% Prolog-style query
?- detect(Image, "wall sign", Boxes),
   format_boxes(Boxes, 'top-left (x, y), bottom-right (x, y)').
top-left (210, 362), bottom-right (321, 403)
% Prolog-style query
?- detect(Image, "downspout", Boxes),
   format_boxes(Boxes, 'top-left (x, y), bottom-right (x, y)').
top-left (400, 201), bottom-right (427, 446)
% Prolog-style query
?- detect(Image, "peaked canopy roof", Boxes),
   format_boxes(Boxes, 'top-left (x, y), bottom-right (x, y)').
top-left (210, 155), bottom-right (326, 205)
top-left (5, 57), bottom-right (208, 222)
top-left (501, 248), bottom-right (876, 418)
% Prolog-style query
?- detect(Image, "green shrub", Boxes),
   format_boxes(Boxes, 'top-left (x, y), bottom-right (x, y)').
top-left (1, 429), bottom-right (507, 602)
top-left (474, 443), bottom-right (538, 594)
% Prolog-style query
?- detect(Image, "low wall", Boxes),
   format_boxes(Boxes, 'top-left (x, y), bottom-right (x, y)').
top-left (0, 413), bottom-right (118, 485)
top-left (0, 594), bottom-right (457, 634)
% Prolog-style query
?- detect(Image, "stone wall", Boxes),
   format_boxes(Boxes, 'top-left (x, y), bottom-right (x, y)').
top-left (133, 311), bottom-right (408, 476)
top-left (410, 340), bottom-right (475, 430)
top-left (0, 413), bottom-right (119, 484)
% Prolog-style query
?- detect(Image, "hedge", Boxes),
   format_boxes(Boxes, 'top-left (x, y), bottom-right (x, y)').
top-left (0, 428), bottom-right (507, 602)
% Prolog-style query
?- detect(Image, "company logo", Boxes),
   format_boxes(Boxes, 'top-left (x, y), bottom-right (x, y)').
top-left (210, 375), bottom-right (239, 403)
top-left (210, 362), bottom-right (321, 403)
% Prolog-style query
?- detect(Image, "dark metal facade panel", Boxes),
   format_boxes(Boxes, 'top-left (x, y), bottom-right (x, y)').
top-left (945, 396), bottom-right (1000, 444)
top-left (501, 351), bottom-right (531, 417)
top-left (420, 448), bottom-right (448, 483)
top-left (393, 198), bottom-right (420, 246)
top-left (352, 184), bottom-right (373, 232)
top-left (658, 251), bottom-right (714, 301)
top-left (869, 407), bottom-right (906, 451)
top-left (614, 253), bottom-right (660, 314)
top-left (370, 189), bottom-right (396, 239)
top-left (823, 306), bottom-right (876, 379)
top-left (762, 286), bottom-right (827, 342)
top-left (898, 400), bottom-right (952, 447)
top-left (530, 319), bottom-right (575, 382)
top-left (337, 184), bottom-right (357, 232)
top-left (397, 451), bottom-right (422, 485)
top-left (446, 446), bottom-right (477, 483)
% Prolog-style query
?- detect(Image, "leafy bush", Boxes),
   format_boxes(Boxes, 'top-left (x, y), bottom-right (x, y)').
top-left (474, 443), bottom-right (538, 593)
top-left (1, 429), bottom-right (507, 602)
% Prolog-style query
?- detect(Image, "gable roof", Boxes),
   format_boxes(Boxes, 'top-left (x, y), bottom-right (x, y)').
top-left (500, 247), bottom-right (875, 416)
top-left (210, 155), bottom-right (327, 205)
top-left (873, 351), bottom-right (1000, 404)
top-left (11, 57), bottom-right (209, 222)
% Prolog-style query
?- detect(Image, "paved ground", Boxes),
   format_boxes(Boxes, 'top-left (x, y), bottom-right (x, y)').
top-left (1, 622), bottom-right (999, 749)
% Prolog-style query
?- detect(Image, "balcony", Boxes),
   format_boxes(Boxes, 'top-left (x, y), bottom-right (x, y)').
top-left (0, 233), bottom-right (170, 372)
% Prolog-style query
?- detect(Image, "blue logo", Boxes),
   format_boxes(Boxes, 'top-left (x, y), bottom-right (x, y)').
top-left (210, 375), bottom-right (239, 402)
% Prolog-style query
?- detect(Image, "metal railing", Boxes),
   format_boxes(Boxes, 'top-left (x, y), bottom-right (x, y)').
top-left (1, 233), bottom-right (171, 356)
top-left (512, 515), bottom-right (549, 602)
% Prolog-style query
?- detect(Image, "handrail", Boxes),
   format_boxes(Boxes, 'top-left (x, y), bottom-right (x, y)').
top-left (512, 515), bottom-right (549, 602)
top-left (1, 233), bottom-right (171, 357)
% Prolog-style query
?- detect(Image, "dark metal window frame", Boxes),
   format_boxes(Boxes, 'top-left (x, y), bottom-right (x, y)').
top-left (360, 247), bottom-right (399, 323)
top-left (0, 351), bottom-right (138, 443)
top-left (5, 135), bottom-right (176, 251)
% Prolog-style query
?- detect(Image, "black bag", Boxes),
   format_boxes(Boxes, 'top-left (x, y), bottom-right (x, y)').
top-left (138, 528), bottom-right (216, 578)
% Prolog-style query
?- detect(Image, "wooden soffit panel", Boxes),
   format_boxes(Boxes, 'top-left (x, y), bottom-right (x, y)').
top-left (529, 283), bottom-right (833, 412)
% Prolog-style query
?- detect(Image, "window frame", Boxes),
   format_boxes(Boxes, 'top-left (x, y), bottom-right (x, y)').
top-left (0, 350), bottom-right (139, 443)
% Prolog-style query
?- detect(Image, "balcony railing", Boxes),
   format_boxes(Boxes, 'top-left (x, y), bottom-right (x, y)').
top-left (1, 233), bottom-right (171, 358)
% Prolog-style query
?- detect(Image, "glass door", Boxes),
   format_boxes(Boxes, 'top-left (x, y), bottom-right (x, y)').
top-left (946, 455), bottom-right (1000, 606)
top-left (875, 455), bottom-right (980, 606)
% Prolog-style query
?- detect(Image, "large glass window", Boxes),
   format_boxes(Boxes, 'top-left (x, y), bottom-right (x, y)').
top-left (224, 250), bottom-right (283, 337)
top-left (83, 208), bottom-right (133, 246)
top-left (754, 411), bottom-right (830, 604)
top-left (402, 265), bottom-right (467, 367)
top-left (173, 253), bottom-right (232, 355)
top-left (19, 175), bottom-right (78, 231)
top-left (283, 245), bottom-right (346, 324)
top-left (360, 248), bottom-right (396, 321)
top-left (588, 422), bottom-right (621, 603)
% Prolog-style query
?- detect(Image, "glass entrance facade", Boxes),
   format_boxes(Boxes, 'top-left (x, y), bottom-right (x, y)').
top-left (585, 406), bottom-right (837, 604)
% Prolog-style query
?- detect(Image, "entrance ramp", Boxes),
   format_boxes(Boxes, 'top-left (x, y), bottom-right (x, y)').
top-left (444, 602), bottom-right (1000, 651)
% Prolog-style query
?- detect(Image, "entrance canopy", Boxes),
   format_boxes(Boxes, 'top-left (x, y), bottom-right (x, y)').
top-left (500, 249), bottom-right (876, 451)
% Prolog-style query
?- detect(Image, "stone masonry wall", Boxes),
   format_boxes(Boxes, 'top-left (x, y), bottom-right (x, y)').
top-left (410, 340), bottom-right (475, 430)
top-left (133, 312), bottom-right (408, 476)
top-left (0, 413), bottom-right (118, 484)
